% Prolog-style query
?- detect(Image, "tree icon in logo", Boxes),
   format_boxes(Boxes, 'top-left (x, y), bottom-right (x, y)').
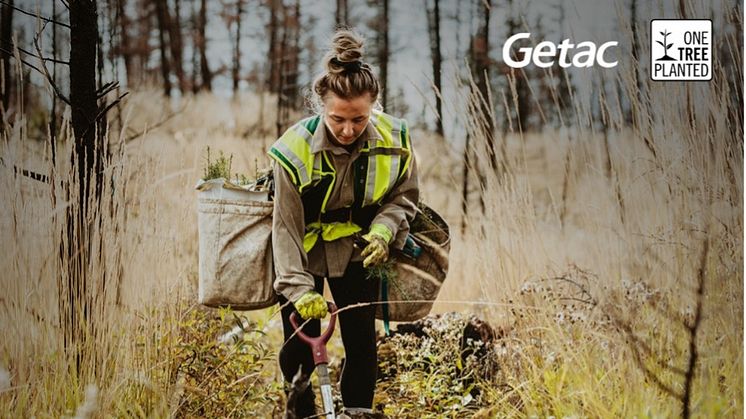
top-left (657, 30), bottom-right (676, 61)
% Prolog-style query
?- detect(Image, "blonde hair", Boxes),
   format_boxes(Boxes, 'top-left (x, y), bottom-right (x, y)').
top-left (312, 30), bottom-right (380, 104)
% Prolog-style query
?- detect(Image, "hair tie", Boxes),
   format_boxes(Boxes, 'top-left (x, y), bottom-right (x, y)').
top-left (331, 57), bottom-right (363, 73)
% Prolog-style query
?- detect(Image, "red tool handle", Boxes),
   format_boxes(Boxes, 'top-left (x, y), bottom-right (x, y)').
top-left (289, 301), bottom-right (338, 366)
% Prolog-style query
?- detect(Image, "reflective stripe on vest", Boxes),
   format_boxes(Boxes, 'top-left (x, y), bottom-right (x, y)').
top-left (268, 111), bottom-right (411, 251)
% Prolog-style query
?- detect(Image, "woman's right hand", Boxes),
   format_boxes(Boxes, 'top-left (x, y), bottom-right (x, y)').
top-left (294, 291), bottom-right (328, 319)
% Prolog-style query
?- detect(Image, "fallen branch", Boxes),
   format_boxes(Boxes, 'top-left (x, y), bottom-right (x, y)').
top-left (0, 157), bottom-right (50, 183)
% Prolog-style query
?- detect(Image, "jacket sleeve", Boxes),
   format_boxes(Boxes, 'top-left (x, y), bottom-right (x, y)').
top-left (369, 146), bottom-right (420, 250)
top-left (271, 161), bottom-right (315, 303)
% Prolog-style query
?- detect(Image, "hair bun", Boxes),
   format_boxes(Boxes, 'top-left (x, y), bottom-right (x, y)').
top-left (327, 30), bottom-right (365, 73)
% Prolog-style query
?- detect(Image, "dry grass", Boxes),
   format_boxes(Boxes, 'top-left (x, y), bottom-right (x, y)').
top-left (0, 7), bottom-right (743, 416)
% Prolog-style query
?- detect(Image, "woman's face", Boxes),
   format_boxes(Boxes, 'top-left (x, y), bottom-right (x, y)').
top-left (323, 92), bottom-right (374, 145)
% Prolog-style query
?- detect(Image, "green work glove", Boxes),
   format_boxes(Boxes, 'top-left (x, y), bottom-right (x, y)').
top-left (294, 291), bottom-right (328, 320)
top-left (361, 224), bottom-right (392, 268)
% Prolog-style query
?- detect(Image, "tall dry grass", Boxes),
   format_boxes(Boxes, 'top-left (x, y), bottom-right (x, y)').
top-left (0, 91), bottom-right (286, 416)
top-left (430, 3), bottom-right (743, 417)
top-left (0, 6), bottom-right (743, 417)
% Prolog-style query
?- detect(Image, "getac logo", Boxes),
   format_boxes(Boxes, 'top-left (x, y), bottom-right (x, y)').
top-left (503, 33), bottom-right (618, 68)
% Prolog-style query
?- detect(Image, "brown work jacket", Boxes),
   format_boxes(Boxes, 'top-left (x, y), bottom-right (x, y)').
top-left (271, 117), bottom-right (420, 303)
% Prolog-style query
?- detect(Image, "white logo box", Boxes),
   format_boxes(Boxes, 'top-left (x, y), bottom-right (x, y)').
top-left (650, 19), bottom-right (712, 81)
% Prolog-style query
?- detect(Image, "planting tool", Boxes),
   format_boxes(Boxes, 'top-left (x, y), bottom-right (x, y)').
top-left (290, 301), bottom-right (338, 419)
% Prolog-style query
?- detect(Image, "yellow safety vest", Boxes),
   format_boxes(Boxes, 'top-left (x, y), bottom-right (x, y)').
top-left (268, 110), bottom-right (412, 252)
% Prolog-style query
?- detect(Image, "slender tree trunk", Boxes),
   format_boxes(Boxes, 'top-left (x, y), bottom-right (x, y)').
top-left (155, 0), bottom-right (172, 97)
top-left (232, 0), bottom-right (243, 95)
top-left (50, 0), bottom-right (58, 156)
top-left (378, 0), bottom-right (389, 110)
top-left (267, 0), bottom-right (279, 93)
top-left (191, 0), bottom-right (199, 93)
top-left (69, 0), bottom-right (101, 375)
top-left (426, 0), bottom-right (443, 136)
top-left (0, 0), bottom-right (13, 121)
top-left (473, 0), bottom-right (495, 170)
top-left (170, 0), bottom-right (186, 94)
top-left (628, 0), bottom-right (640, 125)
top-left (116, 0), bottom-right (134, 86)
top-left (291, 0), bottom-right (300, 107)
top-left (198, 0), bottom-right (211, 91)
top-left (276, 3), bottom-right (290, 137)
top-left (335, 0), bottom-right (348, 28)
top-left (97, 2), bottom-right (108, 145)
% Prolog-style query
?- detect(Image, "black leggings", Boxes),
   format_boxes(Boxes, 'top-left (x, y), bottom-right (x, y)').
top-left (279, 262), bottom-right (379, 414)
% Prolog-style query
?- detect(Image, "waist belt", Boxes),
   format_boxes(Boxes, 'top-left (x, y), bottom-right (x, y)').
top-left (318, 205), bottom-right (378, 230)
top-left (320, 207), bottom-right (352, 223)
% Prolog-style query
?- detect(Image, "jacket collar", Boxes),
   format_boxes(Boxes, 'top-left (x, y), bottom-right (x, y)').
top-left (311, 116), bottom-right (383, 155)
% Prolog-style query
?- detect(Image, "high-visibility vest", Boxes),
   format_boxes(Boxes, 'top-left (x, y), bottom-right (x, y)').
top-left (268, 110), bottom-right (412, 252)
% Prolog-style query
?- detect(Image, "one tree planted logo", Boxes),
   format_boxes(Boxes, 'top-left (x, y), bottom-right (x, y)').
top-left (656, 30), bottom-right (676, 61)
top-left (651, 19), bottom-right (712, 81)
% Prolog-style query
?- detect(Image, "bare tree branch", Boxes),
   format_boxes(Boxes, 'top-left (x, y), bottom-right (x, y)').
top-left (0, 46), bottom-right (45, 74)
top-left (0, 0), bottom-right (70, 28)
top-left (33, 28), bottom-right (71, 105)
top-left (682, 233), bottom-right (709, 419)
top-left (96, 92), bottom-right (129, 121)
top-left (11, 42), bottom-right (68, 65)
top-left (80, 92), bottom-right (130, 141)
top-left (96, 81), bottom-right (119, 99)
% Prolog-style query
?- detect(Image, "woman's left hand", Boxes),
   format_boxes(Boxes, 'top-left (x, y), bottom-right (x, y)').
top-left (361, 232), bottom-right (389, 268)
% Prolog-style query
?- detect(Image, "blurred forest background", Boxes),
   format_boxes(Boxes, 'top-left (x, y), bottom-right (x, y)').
top-left (0, 0), bottom-right (743, 417)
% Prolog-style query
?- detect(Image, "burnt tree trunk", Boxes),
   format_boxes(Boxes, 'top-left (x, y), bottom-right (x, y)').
top-left (426, 0), bottom-right (443, 136)
top-left (267, 0), bottom-right (280, 93)
top-left (116, 0), bottom-right (134, 85)
top-left (154, 0), bottom-right (172, 97)
top-left (378, 0), bottom-right (389, 110)
top-left (276, 0), bottom-right (300, 136)
top-left (473, 0), bottom-right (495, 171)
top-left (628, 0), bottom-right (640, 124)
top-left (50, 0), bottom-right (58, 156)
top-left (335, 0), bottom-right (348, 28)
top-left (170, 0), bottom-right (187, 94)
top-left (504, 0), bottom-right (528, 132)
top-left (69, 0), bottom-right (101, 374)
top-left (232, 0), bottom-right (243, 95)
top-left (191, 0), bottom-right (199, 93)
top-left (198, 0), bottom-right (212, 91)
top-left (0, 0), bottom-right (13, 122)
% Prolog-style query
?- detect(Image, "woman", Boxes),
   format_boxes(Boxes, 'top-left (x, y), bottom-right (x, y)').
top-left (267, 29), bottom-right (419, 418)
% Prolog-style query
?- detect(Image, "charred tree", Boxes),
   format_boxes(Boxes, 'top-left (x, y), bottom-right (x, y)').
top-left (170, 0), bottom-right (187, 94)
top-left (191, 0), bottom-right (199, 93)
top-left (504, 1), bottom-right (529, 132)
top-left (198, 0), bottom-right (212, 91)
top-left (377, 0), bottom-right (389, 110)
top-left (232, 0), bottom-right (244, 95)
top-left (426, 0), bottom-right (443, 136)
top-left (0, 0), bottom-right (12, 121)
top-left (472, 0), bottom-right (495, 172)
top-left (116, 0), bottom-right (134, 86)
top-left (155, 0), bottom-right (172, 97)
top-left (276, 0), bottom-right (301, 136)
top-left (50, 0), bottom-right (58, 153)
top-left (266, 0), bottom-right (280, 93)
top-left (335, 0), bottom-right (349, 28)
top-left (68, 0), bottom-right (102, 374)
